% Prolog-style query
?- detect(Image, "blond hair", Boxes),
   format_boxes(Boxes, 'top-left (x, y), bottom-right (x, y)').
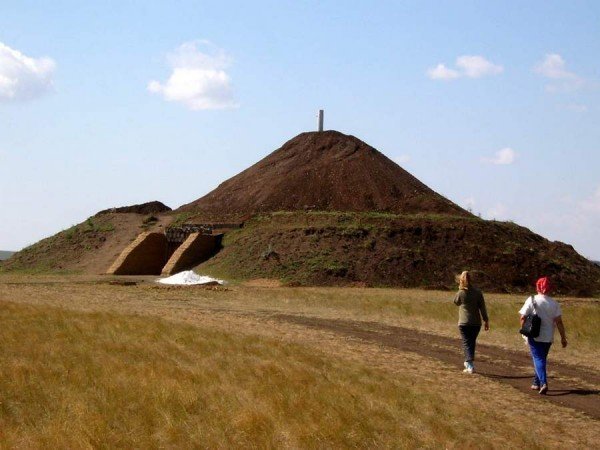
top-left (457, 271), bottom-right (471, 290)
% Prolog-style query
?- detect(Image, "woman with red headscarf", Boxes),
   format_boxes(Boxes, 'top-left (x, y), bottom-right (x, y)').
top-left (519, 277), bottom-right (568, 394)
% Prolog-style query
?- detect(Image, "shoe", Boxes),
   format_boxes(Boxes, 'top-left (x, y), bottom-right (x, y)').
top-left (539, 384), bottom-right (548, 395)
top-left (463, 362), bottom-right (474, 374)
top-left (531, 385), bottom-right (540, 390)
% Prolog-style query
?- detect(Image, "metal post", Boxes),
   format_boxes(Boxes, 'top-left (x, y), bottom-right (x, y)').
top-left (318, 109), bottom-right (324, 132)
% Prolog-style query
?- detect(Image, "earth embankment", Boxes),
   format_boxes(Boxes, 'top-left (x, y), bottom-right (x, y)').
top-left (198, 212), bottom-right (600, 295)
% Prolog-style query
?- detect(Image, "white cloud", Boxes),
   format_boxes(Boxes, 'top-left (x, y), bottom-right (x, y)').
top-left (456, 55), bottom-right (504, 78)
top-left (393, 154), bottom-right (411, 165)
top-left (0, 42), bottom-right (55, 101)
top-left (148, 41), bottom-right (238, 110)
top-left (482, 147), bottom-right (517, 165)
top-left (535, 54), bottom-right (576, 79)
top-left (426, 64), bottom-right (460, 80)
top-left (534, 53), bottom-right (583, 92)
top-left (427, 55), bottom-right (503, 81)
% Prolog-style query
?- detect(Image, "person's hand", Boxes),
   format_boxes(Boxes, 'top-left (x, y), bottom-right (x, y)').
top-left (484, 321), bottom-right (490, 331)
top-left (561, 337), bottom-right (568, 348)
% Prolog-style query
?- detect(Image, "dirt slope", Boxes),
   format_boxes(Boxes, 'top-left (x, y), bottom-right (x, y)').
top-left (1, 212), bottom-right (172, 274)
top-left (177, 131), bottom-right (468, 219)
top-left (96, 200), bottom-right (171, 215)
top-left (198, 212), bottom-right (600, 296)
top-left (5, 131), bottom-right (598, 294)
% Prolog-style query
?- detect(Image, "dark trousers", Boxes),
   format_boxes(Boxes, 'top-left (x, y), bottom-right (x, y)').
top-left (459, 325), bottom-right (481, 363)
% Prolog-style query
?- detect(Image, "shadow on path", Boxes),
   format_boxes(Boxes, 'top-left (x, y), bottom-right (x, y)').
top-left (547, 389), bottom-right (600, 397)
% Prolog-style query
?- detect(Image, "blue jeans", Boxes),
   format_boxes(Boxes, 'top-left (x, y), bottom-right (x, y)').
top-left (528, 338), bottom-right (552, 386)
top-left (459, 325), bottom-right (481, 363)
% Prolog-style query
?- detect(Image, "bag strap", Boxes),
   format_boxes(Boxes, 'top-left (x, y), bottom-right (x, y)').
top-left (530, 295), bottom-right (537, 314)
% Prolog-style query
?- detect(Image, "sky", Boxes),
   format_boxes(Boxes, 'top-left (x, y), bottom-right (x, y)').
top-left (1, 1), bottom-right (599, 259)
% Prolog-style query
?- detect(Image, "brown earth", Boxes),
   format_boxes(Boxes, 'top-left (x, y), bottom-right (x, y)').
top-left (96, 200), bottom-right (171, 215)
top-left (176, 130), bottom-right (469, 220)
top-left (199, 212), bottom-right (600, 296)
top-left (4, 131), bottom-right (600, 296)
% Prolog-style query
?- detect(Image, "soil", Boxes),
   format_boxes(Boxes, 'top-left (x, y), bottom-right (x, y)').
top-left (199, 212), bottom-right (600, 295)
top-left (274, 314), bottom-right (600, 419)
top-left (4, 131), bottom-right (599, 296)
top-left (176, 131), bottom-right (469, 219)
top-left (96, 201), bottom-right (171, 215)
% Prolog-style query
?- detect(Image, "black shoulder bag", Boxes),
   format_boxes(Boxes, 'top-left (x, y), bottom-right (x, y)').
top-left (519, 296), bottom-right (541, 338)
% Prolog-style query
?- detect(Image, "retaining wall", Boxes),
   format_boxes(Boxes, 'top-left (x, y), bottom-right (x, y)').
top-left (161, 233), bottom-right (222, 275)
top-left (106, 232), bottom-right (168, 275)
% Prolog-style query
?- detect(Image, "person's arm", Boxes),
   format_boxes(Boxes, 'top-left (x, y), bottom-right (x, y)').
top-left (479, 293), bottom-right (490, 331)
top-left (518, 298), bottom-right (531, 328)
top-left (453, 291), bottom-right (462, 306)
top-left (555, 316), bottom-right (568, 348)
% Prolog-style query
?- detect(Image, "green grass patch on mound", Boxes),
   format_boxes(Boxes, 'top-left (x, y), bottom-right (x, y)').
top-left (0, 216), bottom-right (115, 274)
top-left (0, 301), bottom-right (545, 448)
top-left (257, 210), bottom-right (484, 228)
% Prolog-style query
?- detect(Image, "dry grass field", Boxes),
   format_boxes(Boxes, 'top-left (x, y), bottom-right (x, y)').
top-left (0, 274), bottom-right (598, 448)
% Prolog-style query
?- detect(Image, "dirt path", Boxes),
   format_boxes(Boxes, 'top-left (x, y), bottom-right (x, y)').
top-left (274, 314), bottom-right (600, 420)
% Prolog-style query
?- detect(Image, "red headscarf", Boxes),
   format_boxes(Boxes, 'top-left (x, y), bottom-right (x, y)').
top-left (536, 277), bottom-right (552, 295)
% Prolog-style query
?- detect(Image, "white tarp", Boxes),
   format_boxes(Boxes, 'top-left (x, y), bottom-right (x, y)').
top-left (156, 270), bottom-right (224, 285)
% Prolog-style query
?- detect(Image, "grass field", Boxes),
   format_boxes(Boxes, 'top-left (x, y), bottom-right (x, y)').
top-left (0, 275), bottom-right (598, 448)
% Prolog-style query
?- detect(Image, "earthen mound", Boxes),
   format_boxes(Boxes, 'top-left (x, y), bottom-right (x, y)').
top-left (176, 131), bottom-right (468, 219)
top-left (1, 213), bottom-right (172, 274)
top-left (5, 130), bottom-right (599, 296)
top-left (96, 201), bottom-right (171, 216)
top-left (198, 212), bottom-right (600, 296)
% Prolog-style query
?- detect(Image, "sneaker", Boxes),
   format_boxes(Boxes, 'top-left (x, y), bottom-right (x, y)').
top-left (531, 385), bottom-right (540, 390)
top-left (463, 362), bottom-right (474, 374)
top-left (539, 384), bottom-right (548, 395)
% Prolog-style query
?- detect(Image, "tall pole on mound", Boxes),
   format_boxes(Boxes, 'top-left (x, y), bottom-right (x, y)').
top-left (318, 109), bottom-right (324, 132)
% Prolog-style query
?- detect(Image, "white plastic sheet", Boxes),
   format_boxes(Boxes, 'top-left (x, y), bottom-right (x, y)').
top-left (156, 270), bottom-right (224, 285)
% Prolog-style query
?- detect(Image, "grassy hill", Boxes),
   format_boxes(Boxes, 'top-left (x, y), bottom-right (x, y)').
top-left (5, 131), bottom-right (599, 295)
top-left (0, 213), bottom-right (171, 274)
top-left (3, 209), bottom-right (599, 295)
top-left (197, 211), bottom-right (600, 296)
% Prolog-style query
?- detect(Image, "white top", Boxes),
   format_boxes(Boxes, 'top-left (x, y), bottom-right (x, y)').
top-left (519, 294), bottom-right (562, 343)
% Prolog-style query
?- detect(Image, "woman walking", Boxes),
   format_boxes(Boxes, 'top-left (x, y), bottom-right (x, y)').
top-left (453, 271), bottom-right (489, 373)
top-left (519, 277), bottom-right (567, 395)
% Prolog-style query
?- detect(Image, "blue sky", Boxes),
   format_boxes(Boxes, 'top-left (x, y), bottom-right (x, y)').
top-left (1, 1), bottom-right (599, 259)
